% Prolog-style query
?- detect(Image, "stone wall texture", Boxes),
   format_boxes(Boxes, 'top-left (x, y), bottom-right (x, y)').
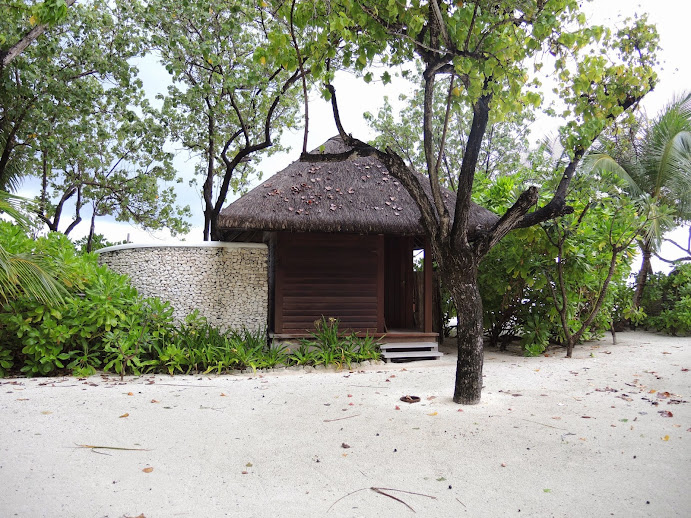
top-left (97, 243), bottom-right (268, 331)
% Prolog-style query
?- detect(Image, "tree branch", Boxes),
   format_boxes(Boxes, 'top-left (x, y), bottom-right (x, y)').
top-left (422, 66), bottom-right (450, 238)
top-left (64, 185), bottom-right (83, 235)
top-left (290, 0), bottom-right (309, 154)
top-left (0, 0), bottom-right (77, 70)
top-left (450, 91), bottom-right (491, 249)
top-left (654, 252), bottom-right (691, 264)
top-left (476, 186), bottom-right (539, 257)
top-left (662, 235), bottom-right (691, 256)
top-left (212, 68), bottom-right (304, 223)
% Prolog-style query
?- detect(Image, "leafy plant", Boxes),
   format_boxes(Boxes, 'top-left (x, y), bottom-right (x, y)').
top-left (103, 310), bottom-right (150, 379)
top-left (288, 342), bottom-right (317, 366)
top-left (353, 334), bottom-right (382, 362)
top-left (520, 314), bottom-right (550, 357)
top-left (299, 317), bottom-right (382, 368)
top-left (157, 343), bottom-right (189, 376)
top-left (262, 343), bottom-right (289, 369)
top-left (0, 225), bottom-right (175, 377)
top-left (643, 264), bottom-right (691, 335)
top-left (0, 348), bottom-right (13, 377)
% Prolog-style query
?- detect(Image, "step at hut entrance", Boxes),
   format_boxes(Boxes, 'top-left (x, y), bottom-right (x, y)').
top-left (217, 136), bottom-right (499, 359)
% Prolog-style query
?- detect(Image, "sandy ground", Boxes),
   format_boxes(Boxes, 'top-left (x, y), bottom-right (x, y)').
top-left (0, 330), bottom-right (689, 518)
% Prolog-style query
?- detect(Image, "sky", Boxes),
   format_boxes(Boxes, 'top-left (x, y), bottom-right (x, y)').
top-left (20, 0), bottom-right (691, 266)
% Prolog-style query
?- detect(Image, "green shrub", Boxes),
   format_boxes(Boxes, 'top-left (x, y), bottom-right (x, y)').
top-left (642, 264), bottom-right (691, 336)
top-left (0, 225), bottom-right (175, 377)
top-left (0, 226), bottom-right (382, 376)
top-left (299, 316), bottom-right (382, 368)
top-left (288, 342), bottom-right (318, 366)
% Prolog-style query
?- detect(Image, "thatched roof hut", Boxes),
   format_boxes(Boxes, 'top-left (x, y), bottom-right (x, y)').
top-left (217, 136), bottom-right (498, 355)
top-left (218, 136), bottom-right (498, 237)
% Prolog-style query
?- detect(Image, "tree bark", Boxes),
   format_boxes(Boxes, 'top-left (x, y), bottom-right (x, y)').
top-left (86, 207), bottom-right (97, 253)
top-left (632, 240), bottom-right (653, 308)
top-left (437, 247), bottom-right (484, 404)
top-left (202, 98), bottom-right (215, 242)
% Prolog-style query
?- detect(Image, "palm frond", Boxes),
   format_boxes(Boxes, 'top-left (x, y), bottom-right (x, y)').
top-left (0, 190), bottom-right (33, 229)
top-left (0, 246), bottom-right (67, 305)
top-left (582, 153), bottom-right (643, 197)
top-left (641, 94), bottom-right (691, 200)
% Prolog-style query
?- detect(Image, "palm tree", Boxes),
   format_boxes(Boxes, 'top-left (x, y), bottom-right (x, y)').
top-left (0, 190), bottom-right (66, 305)
top-left (588, 92), bottom-right (691, 307)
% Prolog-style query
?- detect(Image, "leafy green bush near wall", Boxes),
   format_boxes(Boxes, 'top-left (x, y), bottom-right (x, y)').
top-left (0, 222), bottom-right (174, 377)
top-left (0, 224), bottom-right (382, 377)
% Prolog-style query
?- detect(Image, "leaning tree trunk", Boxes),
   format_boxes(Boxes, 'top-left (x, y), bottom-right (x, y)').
top-left (632, 240), bottom-right (654, 309)
top-left (441, 251), bottom-right (484, 405)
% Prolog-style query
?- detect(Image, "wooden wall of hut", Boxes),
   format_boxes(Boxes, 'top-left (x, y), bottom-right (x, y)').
top-left (274, 232), bottom-right (381, 333)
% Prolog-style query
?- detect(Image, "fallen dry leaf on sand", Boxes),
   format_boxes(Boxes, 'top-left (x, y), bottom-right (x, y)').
top-left (142, 467), bottom-right (153, 473)
top-left (119, 413), bottom-right (129, 418)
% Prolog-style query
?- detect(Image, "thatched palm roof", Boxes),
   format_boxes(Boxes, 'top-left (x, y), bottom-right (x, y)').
top-left (218, 136), bottom-right (499, 236)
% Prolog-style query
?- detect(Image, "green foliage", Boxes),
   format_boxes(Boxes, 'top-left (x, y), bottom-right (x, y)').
top-left (0, 224), bottom-right (173, 377)
top-left (299, 316), bottom-right (382, 368)
top-left (130, 0), bottom-right (302, 238)
top-left (610, 281), bottom-right (646, 329)
top-left (520, 315), bottom-right (550, 357)
top-left (0, 0), bottom-right (72, 50)
top-left (0, 206), bottom-right (67, 305)
top-left (365, 84), bottom-right (534, 189)
top-left (1, 1), bottom-right (190, 239)
top-left (72, 234), bottom-right (127, 253)
top-left (477, 165), bottom-right (642, 355)
top-left (640, 264), bottom-right (691, 336)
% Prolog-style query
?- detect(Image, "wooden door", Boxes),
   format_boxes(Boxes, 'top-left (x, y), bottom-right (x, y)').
top-left (384, 235), bottom-right (415, 330)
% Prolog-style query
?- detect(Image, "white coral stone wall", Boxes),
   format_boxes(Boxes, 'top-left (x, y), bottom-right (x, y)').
top-left (97, 243), bottom-right (268, 331)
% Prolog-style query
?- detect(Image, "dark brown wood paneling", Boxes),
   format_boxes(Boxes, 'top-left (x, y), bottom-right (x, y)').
top-left (275, 232), bottom-right (380, 333)
top-left (377, 235), bottom-right (385, 333)
top-left (424, 238), bottom-right (433, 333)
top-left (384, 236), bottom-right (414, 329)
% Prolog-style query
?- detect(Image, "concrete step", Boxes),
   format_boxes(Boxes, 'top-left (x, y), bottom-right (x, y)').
top-left (380, 342), bottom-right (440, 350)
top-left (382, 336), bottom-right (439, 343)
top-left (381, 350), bottom-right (444, 361)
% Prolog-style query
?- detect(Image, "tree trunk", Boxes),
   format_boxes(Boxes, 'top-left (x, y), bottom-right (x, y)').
top-left (202, 99), bottom-right (215, 242)
top-left (442, 252), bottom-right (484, 405)
top-left (632, 241), bottom-right (653, 308)
top-left (433, 271), bottom-right (443, 344)
top-left (209, 216), bottom-right (222, 241)
top-left (203, 210), bottom-right (212, 241)
top-left (565, 337), bottom-right (576, 358)
top-left (86, 208), bottom-right (97, 253)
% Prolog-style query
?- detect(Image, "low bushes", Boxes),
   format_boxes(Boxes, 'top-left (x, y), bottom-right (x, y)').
top-left (0, 223), bottom-right (382, 378)
top-left (292, 316), bottom-right (382, 369)
top-left (638, 263), bottom-right (691, 336)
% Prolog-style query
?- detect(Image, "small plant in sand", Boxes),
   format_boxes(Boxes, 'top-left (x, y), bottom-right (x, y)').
top-left (299, 316), bottom-right (382, 368)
